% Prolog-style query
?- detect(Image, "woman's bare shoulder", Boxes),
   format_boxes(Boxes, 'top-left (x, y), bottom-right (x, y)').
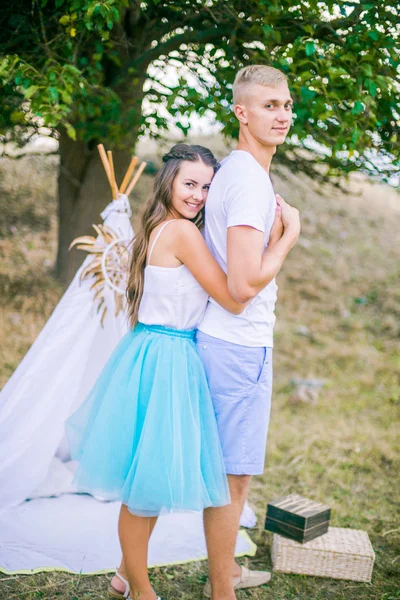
top-left (169, 219), bottom-right (201, 238)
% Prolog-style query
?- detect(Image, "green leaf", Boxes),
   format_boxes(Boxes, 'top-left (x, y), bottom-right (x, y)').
top-left (59, 15), bottom-right (70, 26)
top-left (24, 85), bottom-right (38, 99)
top-left (262, 25), bottom-right (273, 38)
top-left (60, 90), bottom-right (72, 104)
top-left (10, 110), bottom-right (25, 124)
top-left (48, 87), bottom-right (59, 103)
top-left (367, 30), bottom-right (379, 41)
top-left (301, 86), bottom-right (317, 100)
top-left (365, 79), bottom-right (377, 97)
top-left (352, 101), bottom-right (364, 115)
top-left (361, 64), bottom-right (373, 77)
top-left (175, 121), bottom-right (190, 135)
top-left (305, 41), bottom-right (315, 56)
top-left (303, 25), bottom-right (314, 35)
top-left (65, 123), bottom-right (76, 140)
top-left (352, 128), bottom-right (362, 143)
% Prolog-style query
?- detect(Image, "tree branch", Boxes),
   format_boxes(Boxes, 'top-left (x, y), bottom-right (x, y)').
top-left (111, 24), bottom-right (232, 86)
top-left (1, 149), bottom-right (59, 159)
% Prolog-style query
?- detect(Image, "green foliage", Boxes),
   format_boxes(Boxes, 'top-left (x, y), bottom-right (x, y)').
top-left (0, 0), bottom-right (399, 183)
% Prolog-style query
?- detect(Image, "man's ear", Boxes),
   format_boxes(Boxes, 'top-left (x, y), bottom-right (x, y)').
top-left (234, 103), bottom-right (248, 125)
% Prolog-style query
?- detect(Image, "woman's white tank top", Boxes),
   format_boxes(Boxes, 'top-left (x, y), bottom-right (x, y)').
top-left (137, 220), bottom-right (209, 330)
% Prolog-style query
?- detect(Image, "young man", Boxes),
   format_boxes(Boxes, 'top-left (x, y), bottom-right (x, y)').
top-left (196, 65), bottom-right (301, 599)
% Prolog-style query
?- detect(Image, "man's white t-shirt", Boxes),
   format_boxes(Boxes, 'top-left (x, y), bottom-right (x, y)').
top-left (197, 150), bottom-right (278, 347)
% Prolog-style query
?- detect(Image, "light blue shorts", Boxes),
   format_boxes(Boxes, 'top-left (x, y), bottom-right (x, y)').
top-left (196, 330), bottom-right (273, 476)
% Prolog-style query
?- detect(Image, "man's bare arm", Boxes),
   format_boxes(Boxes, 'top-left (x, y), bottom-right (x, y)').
top-left (227, 197), bottom-right (300, 303)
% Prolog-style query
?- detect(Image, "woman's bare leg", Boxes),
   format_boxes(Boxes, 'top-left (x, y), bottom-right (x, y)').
top-left (112, 512), bottom-right (158, 596)
top-left (116, 504), bottom-right (156, 600)
top-left (149, 516), bottom-right (158, 538)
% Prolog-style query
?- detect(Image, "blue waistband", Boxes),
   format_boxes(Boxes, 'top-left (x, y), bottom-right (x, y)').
top-left (136, 322), bottom-right (195, 340)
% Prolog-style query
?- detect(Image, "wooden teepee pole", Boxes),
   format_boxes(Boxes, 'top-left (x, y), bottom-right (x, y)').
top-left (97, 144), bottom-right (113, 192)
top-left (119, 157), bottom-right (139, 194)
top-left (107, 150), bottom-right (119, 199)
top-left (125, 161), bottom-right (147, 197)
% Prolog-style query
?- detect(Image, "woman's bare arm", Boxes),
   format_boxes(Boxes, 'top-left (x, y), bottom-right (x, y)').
top-left (173, 219), bottom-right (247, 315)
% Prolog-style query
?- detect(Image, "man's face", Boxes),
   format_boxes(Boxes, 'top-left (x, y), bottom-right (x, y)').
top-left (234, 82), bottom-right (293, 147)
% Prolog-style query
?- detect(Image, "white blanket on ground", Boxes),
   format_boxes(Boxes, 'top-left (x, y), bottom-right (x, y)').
top-left (0, 495), bottom-right (256, 574)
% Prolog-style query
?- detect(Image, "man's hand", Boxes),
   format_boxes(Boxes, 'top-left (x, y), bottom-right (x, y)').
top-left (275, 193), bottom-right (301, 246)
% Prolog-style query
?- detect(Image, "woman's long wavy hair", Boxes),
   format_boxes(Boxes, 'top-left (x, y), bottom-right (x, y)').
top-left (126, 143), bottom-right (219, 328)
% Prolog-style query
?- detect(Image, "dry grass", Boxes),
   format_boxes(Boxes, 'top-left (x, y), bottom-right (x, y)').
top-left (0, 145), bottom-right (399, 600)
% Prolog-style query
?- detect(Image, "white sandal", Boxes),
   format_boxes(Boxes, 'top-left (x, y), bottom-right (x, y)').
top-left (108, 571), bottom-right (130, 599)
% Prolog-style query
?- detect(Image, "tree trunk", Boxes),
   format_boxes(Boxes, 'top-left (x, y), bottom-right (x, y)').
top-left (55, 64), bottom-right (148, 285)
top-left (55, 132), bottom-right (137, 284)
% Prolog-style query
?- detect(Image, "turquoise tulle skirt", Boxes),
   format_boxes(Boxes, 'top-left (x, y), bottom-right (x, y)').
top-left (65, 323), bottom-right (230, 516)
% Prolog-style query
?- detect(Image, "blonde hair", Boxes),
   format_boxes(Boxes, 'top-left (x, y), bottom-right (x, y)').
top-left (233, 65), bottom-right (288, 104)
top-left (126, 143), bottom-right (219, 328)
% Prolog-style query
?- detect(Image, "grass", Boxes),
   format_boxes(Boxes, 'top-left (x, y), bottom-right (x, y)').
top-left (0, 145), bottom-right (399, 600)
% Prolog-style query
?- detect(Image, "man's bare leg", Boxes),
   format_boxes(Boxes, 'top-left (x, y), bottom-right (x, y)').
top-left (204, 474), bottom-right (251, 600)
top-left (112, 515), bottom-right (158, 595)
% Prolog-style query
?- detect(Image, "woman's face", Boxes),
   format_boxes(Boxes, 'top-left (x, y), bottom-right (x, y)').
top-left (170, 160), bottom-right (214, 219)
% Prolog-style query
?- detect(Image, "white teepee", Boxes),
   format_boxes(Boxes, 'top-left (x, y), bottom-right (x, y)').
top-left (0, 211), bottom-right (133, 511)
top-left (0, 147), bottom-right (145, 511)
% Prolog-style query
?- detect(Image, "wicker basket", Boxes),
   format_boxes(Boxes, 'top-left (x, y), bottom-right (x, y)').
top-left (272, 527), bottom-right (375, 582)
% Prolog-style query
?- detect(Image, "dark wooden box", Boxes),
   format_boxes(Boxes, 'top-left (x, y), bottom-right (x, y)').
top-left (265, 494), bottom-right (331, 544)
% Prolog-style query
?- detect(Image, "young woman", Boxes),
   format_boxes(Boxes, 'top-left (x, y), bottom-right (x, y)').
top-left (68, 143), bottom-right (283, 600)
